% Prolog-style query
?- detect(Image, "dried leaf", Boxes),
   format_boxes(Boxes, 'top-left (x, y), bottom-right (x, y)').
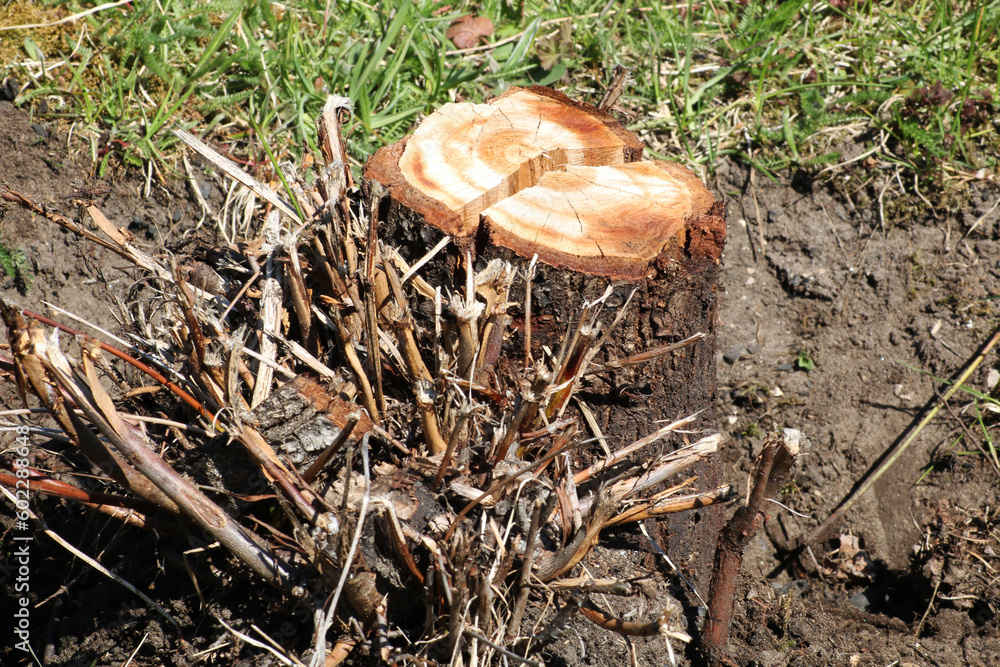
top-left (838, 533), bottom-right (861, 559)
top-left (446, 15), bottom-right (494, 49)
top-left (537, 21), bottom-right (573, 70)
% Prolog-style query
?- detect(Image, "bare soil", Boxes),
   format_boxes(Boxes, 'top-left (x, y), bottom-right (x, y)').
top-left (2, 99), bottom-right (999, 666)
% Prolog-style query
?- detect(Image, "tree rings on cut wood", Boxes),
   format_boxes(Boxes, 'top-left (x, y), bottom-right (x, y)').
top-left (365, 86), bottom-right (723, 280)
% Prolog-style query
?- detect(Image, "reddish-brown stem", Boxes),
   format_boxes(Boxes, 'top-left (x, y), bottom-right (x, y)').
top-left (0, 466), bottom-right (156, 513)
top-left (703, 429), bottom-right (800, 663)
top-left (580, 603), bottom-right (663, 637)
top-left (0, 469), bottom-right (186, 538)
top-left (20, 309), bottom-right (219, 428)
top-left (544, 328), bottom-right (595, 421)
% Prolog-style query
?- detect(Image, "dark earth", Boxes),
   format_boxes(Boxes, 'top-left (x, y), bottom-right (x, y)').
top-left (2, 97), bottom-right (1000, 666)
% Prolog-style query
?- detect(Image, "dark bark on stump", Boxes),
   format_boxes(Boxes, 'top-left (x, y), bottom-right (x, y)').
top-left (364, 86), bottom-right (727, 593)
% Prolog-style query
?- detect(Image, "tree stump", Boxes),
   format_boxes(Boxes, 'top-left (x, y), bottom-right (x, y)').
top-left (365, 86), bottom-right (726, 591)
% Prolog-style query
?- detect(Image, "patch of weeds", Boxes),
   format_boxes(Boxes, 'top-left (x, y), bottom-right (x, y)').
top-left (888, 80), bottom-right (997, 184)
top-left (778, 638), bottom-right (798, 651)
top-left (742, 422), bottom-right (765, 439)
top-left (907, 251), bottom-right (932, 282)
top-left (733, 381), bottom-right (771, 408)
top-left (795, 349), bottom-right (815, 372)
top-left (780, 479), bottom-right (799, 496)
top-left (0, 241), bottom-right (32, 293)
top-left (534, 21), bottom-right (574, 79)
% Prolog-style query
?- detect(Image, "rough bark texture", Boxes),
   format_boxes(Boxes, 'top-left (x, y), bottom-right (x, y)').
top-left (364, 85), bottom-right (727, 592)
top-left (255, 375), bottom-right (373, 468)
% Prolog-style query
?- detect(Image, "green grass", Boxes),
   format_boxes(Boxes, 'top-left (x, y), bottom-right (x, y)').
top-left (1, 0), bottom-right (997, 193)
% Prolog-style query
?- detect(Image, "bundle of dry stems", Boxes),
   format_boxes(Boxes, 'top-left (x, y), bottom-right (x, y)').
top-left (0, 95), bottom-right (794, 666)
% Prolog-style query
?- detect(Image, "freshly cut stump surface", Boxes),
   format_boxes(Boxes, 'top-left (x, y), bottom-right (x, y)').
top-left (365, 85), bottom-right (727, 591)
top-left (367, 86), bottom-right (720, 280)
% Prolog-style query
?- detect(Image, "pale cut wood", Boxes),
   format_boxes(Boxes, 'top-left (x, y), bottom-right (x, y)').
top-left (484, 162), bottom-right (714, 279)
top-left (398, 88), bottom-right (635, 231)
top-left (367, 86), bottom-right (719, 280)
top-left (251, 208), bottom-right (282, 409)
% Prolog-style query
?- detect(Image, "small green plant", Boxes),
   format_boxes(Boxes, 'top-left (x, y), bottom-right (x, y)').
top-left (0, 242), bottom-right (32, 294)
top-left (796, 349), bottom-right (815, 372)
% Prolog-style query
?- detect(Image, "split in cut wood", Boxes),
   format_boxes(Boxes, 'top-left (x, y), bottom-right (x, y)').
top-left (366, 86), bottom-right (718, 279)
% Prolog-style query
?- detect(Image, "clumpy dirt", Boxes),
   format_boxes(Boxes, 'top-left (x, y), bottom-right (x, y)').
top-left (712, 159), bottom-right (1000, 665)
top-left (0, 100), bottom-right (115, 325)
top-left (0, 100), bottom-right (224, 328)
top-left (2, 98), bottom-right (1000, 666)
